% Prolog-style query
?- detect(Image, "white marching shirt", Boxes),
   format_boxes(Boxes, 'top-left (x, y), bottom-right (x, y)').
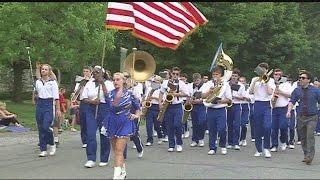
top-left (200, 80), bottom-right (232, 108)
top-left (82, 80), bottom-right (115, 103)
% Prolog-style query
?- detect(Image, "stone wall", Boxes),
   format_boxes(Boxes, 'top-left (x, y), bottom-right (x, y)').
top-left (0, 69), bottom-right (34, 93)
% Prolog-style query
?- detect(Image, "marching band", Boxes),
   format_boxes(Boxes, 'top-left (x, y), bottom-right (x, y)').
top-left (31, 49), bottom-right (320, 179)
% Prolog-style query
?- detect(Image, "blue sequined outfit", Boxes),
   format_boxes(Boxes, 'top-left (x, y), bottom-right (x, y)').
top-left (102, 88), bottom-right (140, 138)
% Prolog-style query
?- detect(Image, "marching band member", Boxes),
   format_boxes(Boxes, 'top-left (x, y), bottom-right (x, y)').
top-left (144, 75), bottom-right (163, 146)
top-left (123, 72), bottom-right (144, 158)
top-left (291, 78), bottom-right (302, 145)
top-left (35, 64), bottom-right (61, 157)
top-left (73, 66), bottom-right (93, 148)
top-left (189, 73), bottom-right (206, 147)
top-left (101, 72), bottom-right (141, 179)
top-left (249, 62), bottom-right (275, 158)
top-left (286, 70), bottom-right (320, 165)
top-left (226, 68), bottom-right (246, 150)
top-left (159, 67), bottom-right (188, 152)
top-left (238, 76), bottom-right (252, 146)
top-left (201, 66), bottom-right (232, 155)
top-left (180, 73), bottom-right (190, 139)
top-left (159, 69), bottom-right (171, 142)
top-left (82, 66), bottom-right (114, 168)
top-left (287, 76), bottom-right (297, 149)
top-left (270, 69), bottom-right (292, 152)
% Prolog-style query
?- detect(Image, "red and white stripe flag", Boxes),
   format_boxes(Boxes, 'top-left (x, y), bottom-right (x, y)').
top-left (105, 2), bottom-right (208, 50)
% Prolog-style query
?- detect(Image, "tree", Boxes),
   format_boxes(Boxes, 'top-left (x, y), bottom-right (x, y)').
top-left (0, 2), bottom-right (116, 102)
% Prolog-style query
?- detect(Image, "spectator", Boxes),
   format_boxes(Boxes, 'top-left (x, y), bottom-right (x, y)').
top-left (69, 94), bottom-right (79, 132)
top-left (0, 101), bottom-right (23, 127)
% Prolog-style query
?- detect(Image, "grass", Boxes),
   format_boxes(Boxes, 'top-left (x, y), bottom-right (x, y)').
top-left (4, 100), bottom-right (37, 130)
top-left (3, 100), bottom-right (146, 131)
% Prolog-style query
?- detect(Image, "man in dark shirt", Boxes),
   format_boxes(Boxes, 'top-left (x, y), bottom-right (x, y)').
top-left (286, 71), bottom-right (320, 165)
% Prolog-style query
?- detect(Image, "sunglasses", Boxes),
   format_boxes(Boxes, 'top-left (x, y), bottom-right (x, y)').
top-left (299, 76), bottom-right (308, 80)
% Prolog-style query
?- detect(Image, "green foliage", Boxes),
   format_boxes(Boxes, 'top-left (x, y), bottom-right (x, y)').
top-left (0, 2), bottom-right (319, 96)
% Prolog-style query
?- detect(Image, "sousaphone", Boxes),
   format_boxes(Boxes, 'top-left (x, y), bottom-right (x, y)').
top-left (123, 49), bottom-right (156, 82)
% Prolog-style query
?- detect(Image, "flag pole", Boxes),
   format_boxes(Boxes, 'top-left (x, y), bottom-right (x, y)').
top-left (95, 28), bottom-right (108, 119)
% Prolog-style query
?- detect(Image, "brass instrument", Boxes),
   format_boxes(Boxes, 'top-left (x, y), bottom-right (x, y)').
top-left (254, 66), bottom-right (274, 84)
top-left (157, 80), bottom-right (177, 122)
top-left (140, 89), bottom-right (155, 120)
top-left (70, 75), bottom-right (90, 102)
top-left (123, 49), bottom-right (156, 82)
top-left (182, 96), bottom-right (193, 124)
top-left (203, 43), bottom-right (233, 107)
top-left (271, 76), bottom-right (287, 108)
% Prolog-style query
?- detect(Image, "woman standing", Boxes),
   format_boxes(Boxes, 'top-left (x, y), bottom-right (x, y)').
top-left (102, 72), bottom-right (141, 179)
top-left (35, 64), bottom-right (61, 157)
top-left (82, 66), bottom-right (114, 168)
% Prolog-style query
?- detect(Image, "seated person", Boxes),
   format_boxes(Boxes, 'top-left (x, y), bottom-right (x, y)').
top-left (0, 102), bottom-right (22, 127)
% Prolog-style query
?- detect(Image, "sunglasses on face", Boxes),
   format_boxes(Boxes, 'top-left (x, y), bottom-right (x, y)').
top-left (299, 76), bottom-right (308, 80)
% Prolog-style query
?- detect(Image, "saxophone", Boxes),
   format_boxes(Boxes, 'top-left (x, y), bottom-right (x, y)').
top-left (202, 78), bottom-right (224, 107)
top-left (182, 96), bottom-right (193, 124)
top-left (141, 88), bottom-right (156, 120)
top-left (157, 80), bottom-right (177, 122)
top-left (203, 44), bottom-right (233, 107)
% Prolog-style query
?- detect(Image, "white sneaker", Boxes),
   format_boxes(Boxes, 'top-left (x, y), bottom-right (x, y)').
top-left (270, 147), bottom-right (277, 152)
top-left (184, 131), bottom-right (190, 138)
top-left (221, 148), bottom-right (227, 155)
top-left (82, 144), bottom-right (87, 148)
top-left (251, 139), bottom-right (255, 142)
top-left (163, 136), bottom-right (169, 142)
top-left (205, 130), bottom-right (209, 134)
top-left (264, 149), bottom-right (271, 158)
top-left (99, 162), bottom-right (108, 167)
top-left (38, 151), bottom-right (47, 157)
top-left (54, 137), bottom-right (59, 143)
top-left (234, 145), bottom-right (240, 150)
top-left (289, 144), bottom-right (295, 149)
top-left (316, 132), bottom-right (320, 136)
top-left (190, 141), bottom-right (198, 147)
top-left (145, 142), bottom-right (152, 146)
top-left (157, 140), bottom-right (163, 145)
top-left (208, 150), bottom-right (215, 155)
top-left (280, 143), bottom-right (287, 151)
top-left (254, 151), bottom-right (262, 157)
top-left (153, 131), bottom-right (158, 137)
top-left (49, 145), bottom-right (56, 156)
top-left (226, 145), bottom-right (232, 149)
top-left (168, 148), bottom-right (174, 152)
top-left (242, 140), bottom-right (247, 146)
top-left (296, 141), bottom-right (301, 145)
top-left (176, 145), bottom-right (183, 152)
top-left (239, 141), bottom-right (243, 146)
top-left (198, 140), bottom-right (205, 147)
top-left (138, 150), bottom-right (144, 158)
top-left (132, 144), bottom-right (137, 149)
top-left (84, 160), bottom-right (96, 168)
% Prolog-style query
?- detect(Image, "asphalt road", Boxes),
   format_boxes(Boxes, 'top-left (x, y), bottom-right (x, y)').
top-left (1, 124), bottom-right (320, 179)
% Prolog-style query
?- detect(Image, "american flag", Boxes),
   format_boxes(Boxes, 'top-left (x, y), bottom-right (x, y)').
top-left (106, 2), bottom-right (208, 50)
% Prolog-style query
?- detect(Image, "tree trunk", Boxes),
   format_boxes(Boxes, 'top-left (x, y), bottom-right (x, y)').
top-left (12, 61), bottom-right (25, 102)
